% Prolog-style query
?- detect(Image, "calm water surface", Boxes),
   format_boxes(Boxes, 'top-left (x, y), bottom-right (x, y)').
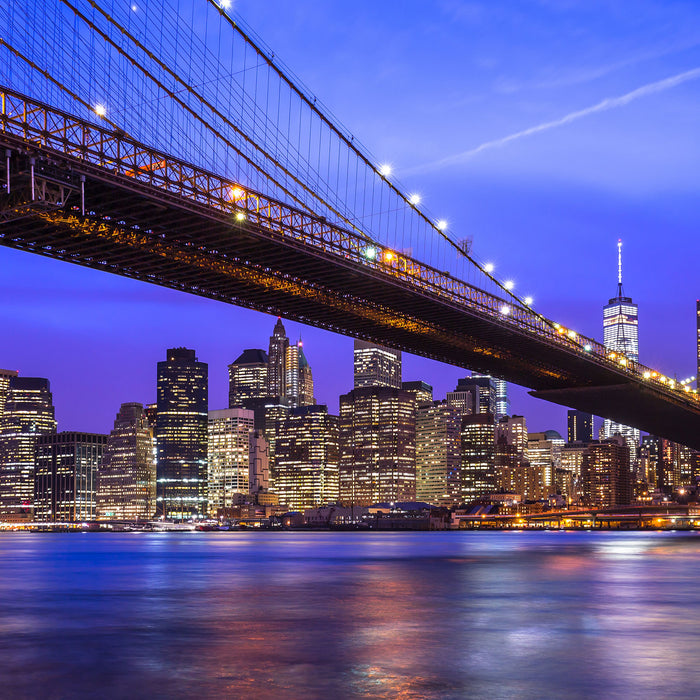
top-left (1, 531), bottom-right (700, 699)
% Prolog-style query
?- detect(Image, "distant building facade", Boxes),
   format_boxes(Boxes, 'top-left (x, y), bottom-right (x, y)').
top-left (353, 340), bottom-right (401, 389)
top-left (155, 348), bottom-right (208, 519)
top-left (567, 410), bottom-right (593, 443)
top-left (228, 349), bottom-right (269, 407)
top-left (461, 412), bottom-right (496, 500)
top-left (35, 432), bottom-right (107, 521)
top-left (98, 403), bottom-right (156, 520)
top-left (581, 436), bottom-right (632, 507)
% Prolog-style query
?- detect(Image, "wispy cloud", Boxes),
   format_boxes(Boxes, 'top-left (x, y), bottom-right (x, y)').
top-left (407, 66), bottom-right (700, 174)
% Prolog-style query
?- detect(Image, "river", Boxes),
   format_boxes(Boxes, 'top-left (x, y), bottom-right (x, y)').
top-left (1, 531), bottom-right (699, 698)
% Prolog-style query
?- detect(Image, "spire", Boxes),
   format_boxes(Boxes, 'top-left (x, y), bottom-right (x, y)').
top-left (617, 239), bottom-right (623, 297)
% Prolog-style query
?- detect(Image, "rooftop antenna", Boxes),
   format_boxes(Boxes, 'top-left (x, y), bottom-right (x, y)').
top-left (617, 239), bottom-right (624, 297)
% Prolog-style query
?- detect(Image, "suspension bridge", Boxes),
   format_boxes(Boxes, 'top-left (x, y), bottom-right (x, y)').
top-left (0, 0), bottom-right (698, 448)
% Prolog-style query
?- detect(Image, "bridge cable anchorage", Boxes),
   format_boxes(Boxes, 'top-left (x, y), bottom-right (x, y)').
top-left (206, 0), bottom-right (545, 319)
top-left (56, 0), bottom-right (375, 245)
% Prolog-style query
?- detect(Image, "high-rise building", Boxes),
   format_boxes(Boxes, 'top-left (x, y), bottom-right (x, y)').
top-left (528, 431), bottom-right (564, 497)
top-left (581, 436), bottom-right (632, 507)
top-left (561, 442), bottom-right (588, 503)
top-left (263, 397), bottom-right (292, 492)
top-left (495, 415), bottom-right (541, 500)
top-left (268, 317), bottom-right (289, 398)
top-left (285, 341), bottom-right (314, 407)
top-left (97, 403), bottom-right (156, 521)
top-left (461, 413), bottom-right (496, 500)
top-left (155, 348), bottom-right (208, 519)
top-left (228, 349), bottom-right (269, 407)
top-left (353, 340), bottom-right (401, 389)
top-left (249, 430), bottom-right (270, 495)
top-left (415, 402), bottom-right (461, 506)
top-left (35, 432), bottom-right (107, 522)
top-left (274, 405), bottom-right (339, 511)
top-left (642, 435), bottom-right (688, 494)
top-left (0, 377), bottom-right (56, 522)
top-left (0, 369), bottom-right (18, 422)
top-left (494, 379), bottom-right (509, 421)
top-left (448, 375), bottom-right (496, 415)
top-left (402, 381), bottom-right (433, 406)
top-left (207, 408), bottom-right (255, 515)
top-left (339, 386), bottom-right (415, 506)
top-left (603, 240), bottom-right (640, 460)
top-left (567, 410), bottom-right (593, 443)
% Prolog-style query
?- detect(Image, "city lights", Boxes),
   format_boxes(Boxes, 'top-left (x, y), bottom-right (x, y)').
top-left (379, 164), bottom-right (392, 177)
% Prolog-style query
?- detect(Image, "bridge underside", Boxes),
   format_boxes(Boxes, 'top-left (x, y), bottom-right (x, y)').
top-left (1, 136), bottom-right (699, 449)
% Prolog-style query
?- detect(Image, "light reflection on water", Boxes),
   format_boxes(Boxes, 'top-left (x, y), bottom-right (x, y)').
top-left (1, 531), bottom-right (700, 698)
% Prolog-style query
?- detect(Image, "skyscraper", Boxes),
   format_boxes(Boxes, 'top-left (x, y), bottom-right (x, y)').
top-left (494, 379), bottom-right (509, 420)
top-left (0, 369), bottom-right (18, 422)
top-left (401, 381), bottom-right (433, 406)
top-left (0, 377), bottom-right (56, 522)
top-left (415, 402), bottom-right (461, 506)
top-left (339, 386), bottom-right (415, 505)
top-left (528, 431), bottom-right (564, 497)
top-left (461, 413), bottom-right (496, 500)
top-left (97, 403), bottom-right (156, 521)
top-left (274, 405), bottom-right (339, 511)
top-left (582, 436), bottom-right (632, 507)
top-left (268, 317), bottom-right (289, 398)
top-left (603, 241), bottom-right (640, 458)
top-left (207, 408), bottom-right (255, 515)
top-left (353, 340), bottom-right (402, 389)
top-left (35, 432), bottom-right (107, 522)
top-left (155, 348), bottom-right (208, 519)
top-left (285, 341), bottom-right (314, 407)
top-left (447, 375), bottom-right (496, 415)
top-left (228, 349), bottom-right (269, 407)
top-left (567, 410), bottom-right (593, 443)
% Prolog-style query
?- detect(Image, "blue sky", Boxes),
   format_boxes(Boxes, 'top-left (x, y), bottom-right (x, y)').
top-left (2, 0), bottom-right (699, 434)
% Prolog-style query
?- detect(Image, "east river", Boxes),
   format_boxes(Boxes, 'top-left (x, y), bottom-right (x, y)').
top-left (2, 531), bottom-right (700, 699)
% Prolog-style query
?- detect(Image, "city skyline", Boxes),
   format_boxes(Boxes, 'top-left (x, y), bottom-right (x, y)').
top-left (2, 0), bottom-right (699, 436)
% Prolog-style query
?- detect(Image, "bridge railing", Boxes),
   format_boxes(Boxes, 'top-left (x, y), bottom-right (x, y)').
top-left (1, 87), bottom-right (697, 410)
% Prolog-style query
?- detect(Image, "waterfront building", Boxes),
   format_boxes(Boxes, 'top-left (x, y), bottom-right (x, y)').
top-left (461, 412), bottom-right (496, 500)
top-left (155, 348), bottom-right (208, 519)
top-left (228, 349), bottom-right (268, 407)
top-left (415, 402), bottom-right (461, 506)
top-left (402, 381), bottom-right (433, 407)
top-left (285, 341), bottom-right (314, 407)
top-left (641, 435), bottom-right (693, 494)
top-left (603, 240), bottom-right (640, 461)
top-left (447, 375), bottom-right (496, 416)
top-left (274, 405), bottom-right (339, 511)
top-left (0, 369), bottom-right (18, 422)
top-left (561, 442), bottom-right (588, 503)
top-left (97, 403), bottom-right (156, 521)
top-left (339, 386), bottom-right (415, 506)
top-left (0, 377), bottom-right (56, 522)
top-left (268, 317), bottom-right (289, 398)
top-left (35, 432), bottom-right (107, 522)
top-left (207, 408), bottom-right (255, 515)
top-left (353, 340), bottom-right (401, 389)
top-left (567, 410), bottom-right (593, 443)
top-left (528, 431), bottom-right (564, 497)
top-left (495, 415), bottom-right (541, 500)
top-left (581, 436), bottom-right (632, 507)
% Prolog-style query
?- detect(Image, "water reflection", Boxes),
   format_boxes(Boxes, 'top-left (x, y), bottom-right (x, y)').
top-left (0, 531), bottom-right (699, 698)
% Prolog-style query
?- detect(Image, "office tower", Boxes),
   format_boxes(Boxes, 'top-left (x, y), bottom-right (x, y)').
top-left (461, 413), bottom-right (496, 500)
top-left (561, 442), bottom-right (587, 502)
top-left (0, 377), bottom-right (56, 522)
top-left (447, 375), bottom-right (496, 415)
top-left (263, 397), bottom-right (292, 491)
top-left (339, 386), bottom-right (415, 505)
top-left (97, 403), bottom-right (156, 521)
top-left (494, 379), bottom-right (509, 420)
top-left (643, 435), bottom-right (685, 494)
top-left (415, 402), bottom-right (461, 506)
top-left (144, 403), bottom-right (158, 432)
top-left (603, 241), bottom-right (640, 460)
top-left (528, 431), bottom-right (564, 497)
top-left (155, 348), bottom-right (208, 519)
top-left (567, 410), bottom-right (593, 443)
top-left (285, 341), bottom-right (314, 407)
top-left (581, 436), bottom-right (632, 507)
top-left (207, 408), bottom-right (255, 515)
top-left (495, 415), bottom-right (541, 500)
top-left (274, 405), bottom-right (339, 511)
top-left (0, 369), bottom-right (18, 421)
top-left (353, 340), bottom-right (401, 389)
top-left (35, 432), bottom-right (107, 521)
top-left (228, 349), bottom-right (268, 407)
top-left (496, 415), bottom-right (528, 459)
top-left (268, 317), bottom-right (289, 398)
top-left (249, 430), bottom-right (270, 494)
top-left (402, 381), bottom-right (433, 406)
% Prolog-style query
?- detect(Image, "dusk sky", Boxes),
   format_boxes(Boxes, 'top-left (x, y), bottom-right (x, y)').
top-left (2, 0), bottom-right (700, 435)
